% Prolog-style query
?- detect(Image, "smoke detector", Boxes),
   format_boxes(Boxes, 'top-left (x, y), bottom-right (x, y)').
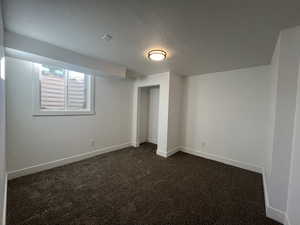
top-left (101, 33), bottom-right (112, 42)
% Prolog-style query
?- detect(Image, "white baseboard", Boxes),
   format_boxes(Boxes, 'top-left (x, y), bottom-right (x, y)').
top-left (131, 140), bottom-right (139, 147)
top-left (156, 150), bottom-right (168, 158)
top-left (285, 214), bottom-right (291, 225)
top-left (261, 168), bottom-right (289, 224)
top-left (2, 173), bottom-right (7, 225)
top-left (266, 206), bottom-right (287, 224)
top-left (167, 146), bottom-right (181, 157)
top-left (8, 142), bottom-right (132, 180)
top-left (147, 137), bottom-right (157, 144)
top-left (180, 146), bottom-right (263, 174)
top-left (262, 168), bottom-right (270, 214)
top-left (157, 146), bottom-right (180, 158)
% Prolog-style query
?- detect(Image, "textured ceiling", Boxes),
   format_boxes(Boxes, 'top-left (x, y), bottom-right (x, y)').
top-left (3, 0), bottom-right (300, 76)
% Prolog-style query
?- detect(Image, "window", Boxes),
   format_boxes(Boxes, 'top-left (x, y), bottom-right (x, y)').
top-left (33, 63), bottom-right (95, 116)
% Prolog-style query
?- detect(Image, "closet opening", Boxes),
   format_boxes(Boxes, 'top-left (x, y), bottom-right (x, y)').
top-left (138, 85), bottom-right (160, 151)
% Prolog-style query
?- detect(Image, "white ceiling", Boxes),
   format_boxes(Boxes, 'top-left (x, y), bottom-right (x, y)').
top-left (3, 0), bottom-right (300, 76)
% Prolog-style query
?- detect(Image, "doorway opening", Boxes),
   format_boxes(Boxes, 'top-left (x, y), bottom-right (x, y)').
top-left (138, 85), bottom-right (160, 151)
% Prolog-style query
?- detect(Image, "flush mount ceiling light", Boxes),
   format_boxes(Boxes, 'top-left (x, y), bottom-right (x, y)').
top-left (148, 50), bottom-right (167, 61)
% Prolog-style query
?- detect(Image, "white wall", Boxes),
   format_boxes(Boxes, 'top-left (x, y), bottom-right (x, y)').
top-left (265, 35), bottom-right (280, 191)
top-left (148, 87), bottom-right (159, 144)
top-left (6, 57), bottom-right (133, 174)
top-left (267, 26), bottom-right (300, 218)
top-left (167, 72), bottom-right (183, 151)
top-left (286, 63), bottom-right (300, 225)
top-left (0, 2), bottom-right (6, 224)
top-left (181, 65), bottom-right (273, 169)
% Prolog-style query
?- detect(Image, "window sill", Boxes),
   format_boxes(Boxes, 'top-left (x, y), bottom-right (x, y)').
top-left (33, 110), bottom-right (95, 117)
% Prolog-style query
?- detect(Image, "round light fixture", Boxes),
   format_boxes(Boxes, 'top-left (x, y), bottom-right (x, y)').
top-left (148, 50), bottom-right (167, 61)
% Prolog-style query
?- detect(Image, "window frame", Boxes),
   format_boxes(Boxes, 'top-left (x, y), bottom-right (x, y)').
top-left (33, 63), bottom-right (95, 116)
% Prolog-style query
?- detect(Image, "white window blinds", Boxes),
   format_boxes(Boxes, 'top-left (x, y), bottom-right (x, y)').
top-left (37, 64), bottom-right (93, 113)
top-left (40, 66), bottom-right (66, 110)
top-left (67, 71), bottom-right (87, 110)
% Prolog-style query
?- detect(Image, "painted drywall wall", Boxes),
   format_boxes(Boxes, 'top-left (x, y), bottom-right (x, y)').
top-left (167, 72), bottom-right (183, 151)
top-left (0, 2), bottom-right (6, 224)
top-left (132, 72), bottom-right (170, 156)
top-left (286, 63), bottom-right (300, 225)
top-left (181, 65), bottom-right (273, 169)
top-left (148, 87), bottom-right (159, 144)
top-left (268, 26), bottom-right (300, 214)
top-left (6, 57), bottom-right (133, 173)
top-left (265, 35), bottom-right (280, 193)
top-left (261, 35), bottom-right (281, 223)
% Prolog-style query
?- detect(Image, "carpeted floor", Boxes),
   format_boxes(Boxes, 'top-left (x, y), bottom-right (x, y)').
top-left (8, 143), bottom-right (281, 225)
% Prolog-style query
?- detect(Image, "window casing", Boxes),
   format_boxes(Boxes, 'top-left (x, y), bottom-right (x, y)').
top-left (33, 63), bottom-right (95, 116)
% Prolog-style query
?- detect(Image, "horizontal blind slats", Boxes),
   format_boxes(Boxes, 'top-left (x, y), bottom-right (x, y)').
top-left (67, 77), bottom-right (87, 110)
top-left (39, 65), bottom-right (89, 111)
top-left (40, 75), bottom-right (65, 109)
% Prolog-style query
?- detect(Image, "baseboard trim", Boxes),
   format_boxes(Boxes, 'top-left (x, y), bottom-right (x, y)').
top-left (147, 137), bottom-right (157, 144)
top-left (167, 146), bottom-right (180, 157)
top-left (284, 214), bottom-right (291, 225)
top-left (2, 173), bottom-right (7, 225)
top-left (157, 146), bottom-right (180, 158)
top-left (8, 142), bottom-right (132, 180)
top-left (156, 150), bottom-right (167, 158)
top-left (167, 146), bottom-right (181, 157)
top-left (266, 206), bottom-right (287, 224)
top-left (180, 146), bottom-right (263, 174)
top-left (262, 168), bottom-right (270, 214)
top-left (131, 140), bottom-right (139, 148)
top-left (261, 168), bottom-right (288, 224)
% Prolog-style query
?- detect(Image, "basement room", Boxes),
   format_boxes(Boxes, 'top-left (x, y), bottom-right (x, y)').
top-left (0, 1), bottom-right (300, 225)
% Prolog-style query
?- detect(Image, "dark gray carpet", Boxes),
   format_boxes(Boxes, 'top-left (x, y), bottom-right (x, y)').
top-left (8, 143), bottom-right (281, 225)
